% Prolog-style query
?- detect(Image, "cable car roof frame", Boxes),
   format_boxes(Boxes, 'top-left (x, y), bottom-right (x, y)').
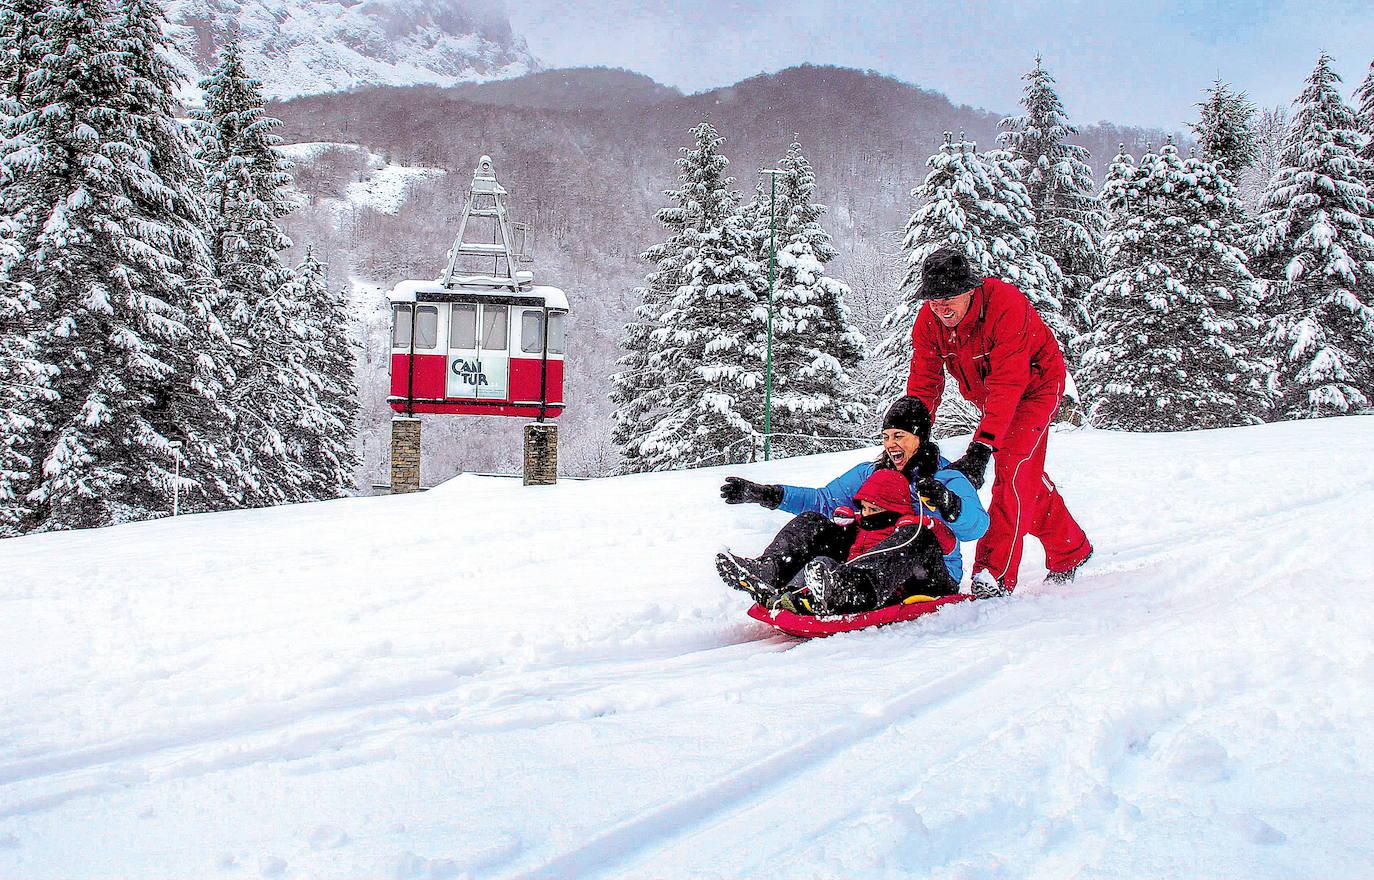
top-left (387, 280), bottom-right (569, 311)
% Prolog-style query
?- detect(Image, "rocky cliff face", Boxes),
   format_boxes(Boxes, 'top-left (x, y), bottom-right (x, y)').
top-left (165, 0), bottom-right (538, 98)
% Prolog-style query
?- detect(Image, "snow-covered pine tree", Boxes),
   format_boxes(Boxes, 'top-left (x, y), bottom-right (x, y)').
top-left (0, 0), bottom-right (55, 533)
top-left (113, 0), bottom-right (246, 514)
top-left (998, 57), bottom-right (1102, 336)
top-left (1251, 53), bottom-right (1374, 419)
top-left (1190, 79), bottom-right (1260, 179)
top-left (742, 143), bottom-right (868, 457)
top-left (608, 303), bottom-right (666, 469)
top-left (1241, 105), bottom-right (1290, 211)
top-left (981, 146), bottom-right (1069, 332)
top-left (610, 145), bottom-right (696, 472)
top-left (873, 133), bottom-right (1067, 409)
top-left (195, 40), bottom-right (323, 504)
top-left (1, 0), bottom-right (233, 530)
top-left (1355, 59), bottom-right (1374, 183)
top-left (195, 39), bottom-right (294, 336)
top-left (0, 212), bottom-right (54, 534)
top-left (1078, 142), bottom-right (1271, 430)
top-left (244, 248), bottom-right (359, 501)
top-left (0, 0), bottom-right (45, 106)
top-left (610, 122), bottom-right (760, 472)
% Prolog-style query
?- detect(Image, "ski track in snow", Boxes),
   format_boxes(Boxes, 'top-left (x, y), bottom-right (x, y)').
top-left (1, 418), bottom-right (1373, 878)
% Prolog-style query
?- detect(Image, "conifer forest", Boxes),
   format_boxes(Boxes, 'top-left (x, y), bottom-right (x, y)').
top-left (3, 0), bottom-right (1374, 531)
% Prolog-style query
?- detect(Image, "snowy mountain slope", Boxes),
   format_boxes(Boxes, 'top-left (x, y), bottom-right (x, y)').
top-left (278, 142), bottom-right (446, 216)
top-left (164, 0), bottom-right (538, 100)
top-left (2, 418), bottom-right (1373, 878)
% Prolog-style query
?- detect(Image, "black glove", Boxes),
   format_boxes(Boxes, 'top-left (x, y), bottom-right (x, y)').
top-left (719, 477), bottom-right (784, 509)
top-left (951, 441), bottom-right (993, 490)
top-left (916, 476), bottom-right (962, 521)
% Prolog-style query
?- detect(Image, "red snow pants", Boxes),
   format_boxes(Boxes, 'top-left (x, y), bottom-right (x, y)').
top-left (974, 385), bottom-right (1092, 590)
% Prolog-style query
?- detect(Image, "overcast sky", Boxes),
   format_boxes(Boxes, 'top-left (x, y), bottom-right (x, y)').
top-left (506, 0), bottom-right (1374, 130)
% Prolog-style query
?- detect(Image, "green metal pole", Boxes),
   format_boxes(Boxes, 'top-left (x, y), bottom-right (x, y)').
top-left (764, 172), bottom-right (777, 462)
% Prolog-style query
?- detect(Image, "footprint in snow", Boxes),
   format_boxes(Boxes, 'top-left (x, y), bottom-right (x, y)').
top-left (1234, 814), bottom-right (1288, 845)
top-left (308, 824), bottom-right (350, 850)
top-left (1164, 732), bottom-right (1231, 783)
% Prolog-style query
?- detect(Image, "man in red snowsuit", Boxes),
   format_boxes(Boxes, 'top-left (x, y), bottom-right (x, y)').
top-left (905, 248), bottom-right (1093, 597)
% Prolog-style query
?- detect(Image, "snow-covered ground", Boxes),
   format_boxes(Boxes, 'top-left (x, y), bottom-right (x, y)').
top-left (2, 418), bottom-right (1373, 879)
top-left (344, 163), bottom-right (446, 217)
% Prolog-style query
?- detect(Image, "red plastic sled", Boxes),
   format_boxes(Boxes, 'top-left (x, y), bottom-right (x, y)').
top-left (747, 594), bottom-right (971, 638)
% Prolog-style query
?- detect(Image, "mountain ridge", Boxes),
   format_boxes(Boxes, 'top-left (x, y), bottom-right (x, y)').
top-left (164, 0), bottom-right (539, 100)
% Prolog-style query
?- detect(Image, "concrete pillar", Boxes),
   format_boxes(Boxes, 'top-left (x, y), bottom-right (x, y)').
top-left (390, 416), bottom-right (422, 494)
top-left (523, 422), bottom-right (558, 486)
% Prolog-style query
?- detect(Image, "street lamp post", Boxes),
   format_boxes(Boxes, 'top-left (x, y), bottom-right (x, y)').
top-left (759, 168), bottom-right (784, 462)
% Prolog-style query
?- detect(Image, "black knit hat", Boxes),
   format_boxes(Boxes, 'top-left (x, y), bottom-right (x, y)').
top-left (917, 248), bottom-right (983, 300)
top-left (881, 396), bottom-right (932, 441)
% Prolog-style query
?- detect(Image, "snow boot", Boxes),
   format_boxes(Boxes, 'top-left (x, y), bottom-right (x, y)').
top-left (970, 570), bottom-right (1012, 600)
top-left (1044, 549), bottom-right (1094, 586)
top-left (801, 560), bottom-right (839, 616)
top-left (716, 551), bottom-right (783, 607)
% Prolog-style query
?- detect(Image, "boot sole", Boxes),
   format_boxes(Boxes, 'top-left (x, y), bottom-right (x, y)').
top-left (715, 553), bottom-right (779, 607)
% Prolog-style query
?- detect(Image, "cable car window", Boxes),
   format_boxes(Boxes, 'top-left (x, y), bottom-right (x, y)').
top-left (547, 312), bottom-right (566, 355)
top-left (392, 306), bottom-right (411, 348)
top-left (415, 306), bottom-right (439, 349)
top-left (481, 305), bottom-right (508, 350)
top-left (450, 304), bottom-right (477, 349)
top-left (521, 310), bottom-right (545, 353)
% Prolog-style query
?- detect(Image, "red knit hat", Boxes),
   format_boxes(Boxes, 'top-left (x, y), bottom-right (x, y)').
top-left (852, 469), bottom-right (915, 515)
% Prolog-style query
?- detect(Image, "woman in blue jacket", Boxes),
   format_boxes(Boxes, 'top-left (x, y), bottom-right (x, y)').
top-left (716, 397), bottom-right (989, 615)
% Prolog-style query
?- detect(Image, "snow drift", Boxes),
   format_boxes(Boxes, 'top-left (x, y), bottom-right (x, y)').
top-left (2, 418), bottom-right (1373, 879)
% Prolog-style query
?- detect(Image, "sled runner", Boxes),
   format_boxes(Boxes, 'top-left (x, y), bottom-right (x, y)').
top-left (747, 593), bottom-right (971, 638)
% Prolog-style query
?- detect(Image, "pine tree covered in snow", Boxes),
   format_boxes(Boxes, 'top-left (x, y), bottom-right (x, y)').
top-left (1251, 53), bottom-right (1374, 419)
top-left (740, 144), bottom-right (868, 457)
top-left (998, 57), bottom-right (1102, 335)
top-left (0, 0), bottom-right (54, 533)
top-left (0, 0), bottom-right (44, 106)
top-left (610, 122), bottom-right (760, 472)
top-left (0, 213), bottom-right (54, 534)
top-left (873, 133), bottom-right (1067, 407)
top-left (294, 251), bottom-right (360, 497)
top-left (1241, 105), bottom-right (1291, 211)
top-left (0, 0), bottom-right (235, 531)
top-left (1078, 143), bottom-right (1271, 430)
top-left (1355, 59), bottom-right (1374, 183)
top-left (1191, 79), bottom-right (1260, 178)
top-left (195, 40), bottom-right (354, 504)
top-left (236, 249), bottom-right (358, 502)
top-left (194, 40), bottom-right (294, 334)
top-left (114, 0), bottom-right (247, 513)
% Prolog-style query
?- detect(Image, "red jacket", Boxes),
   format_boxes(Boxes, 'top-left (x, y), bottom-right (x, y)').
top-left (839, 469), bottom-right (956, 560)
top-left (906, 277), bottom-right (1067, 450)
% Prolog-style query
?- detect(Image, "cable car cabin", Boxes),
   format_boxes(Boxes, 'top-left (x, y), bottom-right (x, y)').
top-left (388, 279), bottom-right (567, 418)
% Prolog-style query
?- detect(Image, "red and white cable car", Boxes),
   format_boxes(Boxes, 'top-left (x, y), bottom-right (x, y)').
top-left (388, 156), bottom-right (567, 419)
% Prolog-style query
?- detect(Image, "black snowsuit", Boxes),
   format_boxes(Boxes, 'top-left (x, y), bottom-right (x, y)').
top-left (759, 511), bottom-right (958, 614)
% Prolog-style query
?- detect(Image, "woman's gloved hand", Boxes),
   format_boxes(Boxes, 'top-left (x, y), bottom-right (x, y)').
top-left (916, 476), bottom-right (962, 521)
top-left (719, 477), bottom-right (784, 509)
